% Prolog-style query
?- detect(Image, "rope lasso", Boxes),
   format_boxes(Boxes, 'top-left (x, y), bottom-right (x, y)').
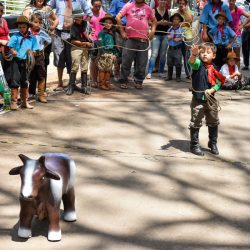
top-left (191, 88), bottom-right (221, 112)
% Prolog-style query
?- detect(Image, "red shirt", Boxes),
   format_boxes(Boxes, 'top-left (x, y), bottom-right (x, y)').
top-left (0, 18), bottom-right (9, 41)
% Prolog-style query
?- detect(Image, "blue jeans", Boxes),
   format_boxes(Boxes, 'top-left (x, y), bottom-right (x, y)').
top-left (147, 35), bottom-right (168, 74)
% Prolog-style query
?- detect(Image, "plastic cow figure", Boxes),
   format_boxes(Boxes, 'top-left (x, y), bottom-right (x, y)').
top-left (9, 153), bottom-right (76, 241)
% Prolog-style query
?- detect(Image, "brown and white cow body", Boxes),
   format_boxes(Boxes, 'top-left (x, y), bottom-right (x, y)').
top-left (9, 153), bottom-right (76, 241)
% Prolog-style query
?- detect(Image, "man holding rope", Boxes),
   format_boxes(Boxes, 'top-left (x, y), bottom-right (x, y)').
top-left (116, 0), bottom-right (157, 90)
top-left (48, 0), bottom-right (92, 91)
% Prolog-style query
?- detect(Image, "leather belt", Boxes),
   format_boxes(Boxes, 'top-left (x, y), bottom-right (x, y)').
top-left (168, 45), bottom-right (182, 50)
top-left (34, 50), bottom-right (44, 56)
top-left (130, 38), bottom-right (148, 43)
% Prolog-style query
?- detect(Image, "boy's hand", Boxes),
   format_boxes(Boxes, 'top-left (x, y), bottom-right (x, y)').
top-left (173, 37), bottom-right (182, 42)
top-left (167, 35), bottom-right (172, 40)
top-left (206, 88), bottom-right (215, 95)
top-left (191, 44), bottom-right (199, 56)
top-left (11, 49), bottom-right (17, 57)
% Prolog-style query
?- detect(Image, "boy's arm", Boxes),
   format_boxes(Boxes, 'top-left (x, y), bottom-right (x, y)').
top-left (7, 35), bottom-right (17, 57)
top-left (206, 79), bottom-right (221, 95)
top-left (189, 44), bottom-right (200, 69)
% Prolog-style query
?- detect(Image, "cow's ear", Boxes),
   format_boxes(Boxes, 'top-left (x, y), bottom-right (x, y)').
top-left (38, 156), bottom-right (46, 168)
top-left (45, 169), bottom-right (61, 180)
top-left (19, 154), bottom-right (30, 164)
top-left (9, 166), bottom-right (22, 175)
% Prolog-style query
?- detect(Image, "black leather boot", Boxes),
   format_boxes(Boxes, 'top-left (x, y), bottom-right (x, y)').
top-left (80, 72), bottom-right (88, 94)
top-left (176, 67), bottom-right (182, 82)
top-left (208, 126), bottom-right (219, 155)
top-left (166, 66), bottom-right (173, 81)
top-left (65, 72), bottom-right (76, 95)
top-left (190, 127), bottom-right (204, 156)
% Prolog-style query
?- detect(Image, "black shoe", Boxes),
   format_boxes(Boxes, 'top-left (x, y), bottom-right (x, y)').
top-left (241, 66), bottom-right (249, 71)
top-left (190, 145), bottom-right (205, 156)
top-left (208, 141), bottom-right (219, 155)
top-left (208, 126), bottom-right (219, 155)
top-left (176, 77), bottom-right (181, 82)
top-left (190, 127), bottom-right (204, 156)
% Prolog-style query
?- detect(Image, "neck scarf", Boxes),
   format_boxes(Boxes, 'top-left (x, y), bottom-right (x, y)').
top-left (169, 26), bottom-right (180, 39)
top-left (228, 64), bottom-right (235, 75)
top-left (212, 0), bottom-right (222, 13)
top-left (216, 24), bottom-right (225, 38)
top-left (20, 31), bottom-right (32, 47)
top-left (204, 63), bottom-right (225, 85)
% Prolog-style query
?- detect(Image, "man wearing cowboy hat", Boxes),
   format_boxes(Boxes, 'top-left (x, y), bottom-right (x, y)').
top-left (48, 0), bottom-right (92, 91)
top-left (65, 9), bottom-right (92, 95)
top-left (208, 11), bottom-right (236, 68)
top-left (7, 15), bottom-right (39, 110)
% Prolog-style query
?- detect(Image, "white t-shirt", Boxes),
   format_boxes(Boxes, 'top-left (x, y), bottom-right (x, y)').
top-left (220, 63), bottom-right (240, 83)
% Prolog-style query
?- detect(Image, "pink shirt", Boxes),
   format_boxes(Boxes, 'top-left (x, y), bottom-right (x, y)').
top-left (120, 2), bottom-right (155, 39)
top-left (90, 8), bottom-right (106, 41)
top-left (229, 7), bottom-right (244, 36)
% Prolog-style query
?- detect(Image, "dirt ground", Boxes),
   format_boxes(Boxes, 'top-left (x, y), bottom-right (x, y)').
top-left (0, 66), bottom-right (250, 250)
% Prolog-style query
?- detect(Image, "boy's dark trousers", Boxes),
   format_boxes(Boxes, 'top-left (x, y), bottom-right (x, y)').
top-left (189, 97), bottom-right (220, 155)
top-left (214, 45), bottom-right (228, 69)
top-left (242, 29), bottom-right (250, 68)
top-left (166, 45), bottom-right (182, 81)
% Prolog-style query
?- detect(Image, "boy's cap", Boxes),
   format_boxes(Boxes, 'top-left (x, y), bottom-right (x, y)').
top-left (227, 51), bottom-right (240, 61)
top-left (71, 9), bottom-right (85, 18)
top-left (16, 16), bottom-right (30, 26)
top-left (100, 14), bottom-right (117, 25)
top-left (169, 13), bottom-right (184, 23)
top-left (215, 11), bottom-right (228, 22)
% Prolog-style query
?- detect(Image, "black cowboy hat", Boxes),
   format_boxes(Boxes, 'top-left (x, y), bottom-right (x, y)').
top-left (100, 14), bottom-right (117, 25)
top-left (170, 12), bottom-right (184, 22)
top-left (71, 9), bottom-right (85, 18)
top-left (214, 11), bottom-right (228, 22)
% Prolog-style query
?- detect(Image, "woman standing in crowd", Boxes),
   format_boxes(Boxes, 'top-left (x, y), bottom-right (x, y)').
top-left (0, 2), bottom-right (10, 81)
top-left (89, 0), bottom-right (106, 88)
top-left (174, 0), bottom-right (193, 79)
top-left (23, 0), bottom-right (58, 97)
top-left (146, 0), bottom-right (170, 79)
top-left (228, 0), bottom-right (250, 68)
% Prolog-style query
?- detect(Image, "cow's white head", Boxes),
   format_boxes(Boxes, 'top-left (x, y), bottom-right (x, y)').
top-left (9, 154), bottom-right (60, 200)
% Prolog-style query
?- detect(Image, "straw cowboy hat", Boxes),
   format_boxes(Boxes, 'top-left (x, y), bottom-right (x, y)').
top-left (215, 11), bottom-right (228, 22)
top-left (16, 16), bottom-right (30, 26)
top-left (227, 51), bottom-right (240, 61)
top-left (100, 14), bottom-right (117, 25)
top-left (71, 9), bottom-right (85, 18)
top-left (169, 13), bottom-right (184, 23)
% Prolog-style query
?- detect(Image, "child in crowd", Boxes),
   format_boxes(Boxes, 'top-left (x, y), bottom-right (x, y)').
top-left (208, 11), bottom-right (236, 69)
top-left (188, 43), bottom-right (225, 156)
top-left (97, 14), bottom-right (117, 90)
top-left (7, 16), bottom-right (39, 110)
top-left (65, 9), bottom-right (93, 95)
top-left (166, 13), bottom-right (183, 82)
top-left (220, 51), bottom-right (250, 90)
top-left (29, 13), bottom-right (51, 103)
